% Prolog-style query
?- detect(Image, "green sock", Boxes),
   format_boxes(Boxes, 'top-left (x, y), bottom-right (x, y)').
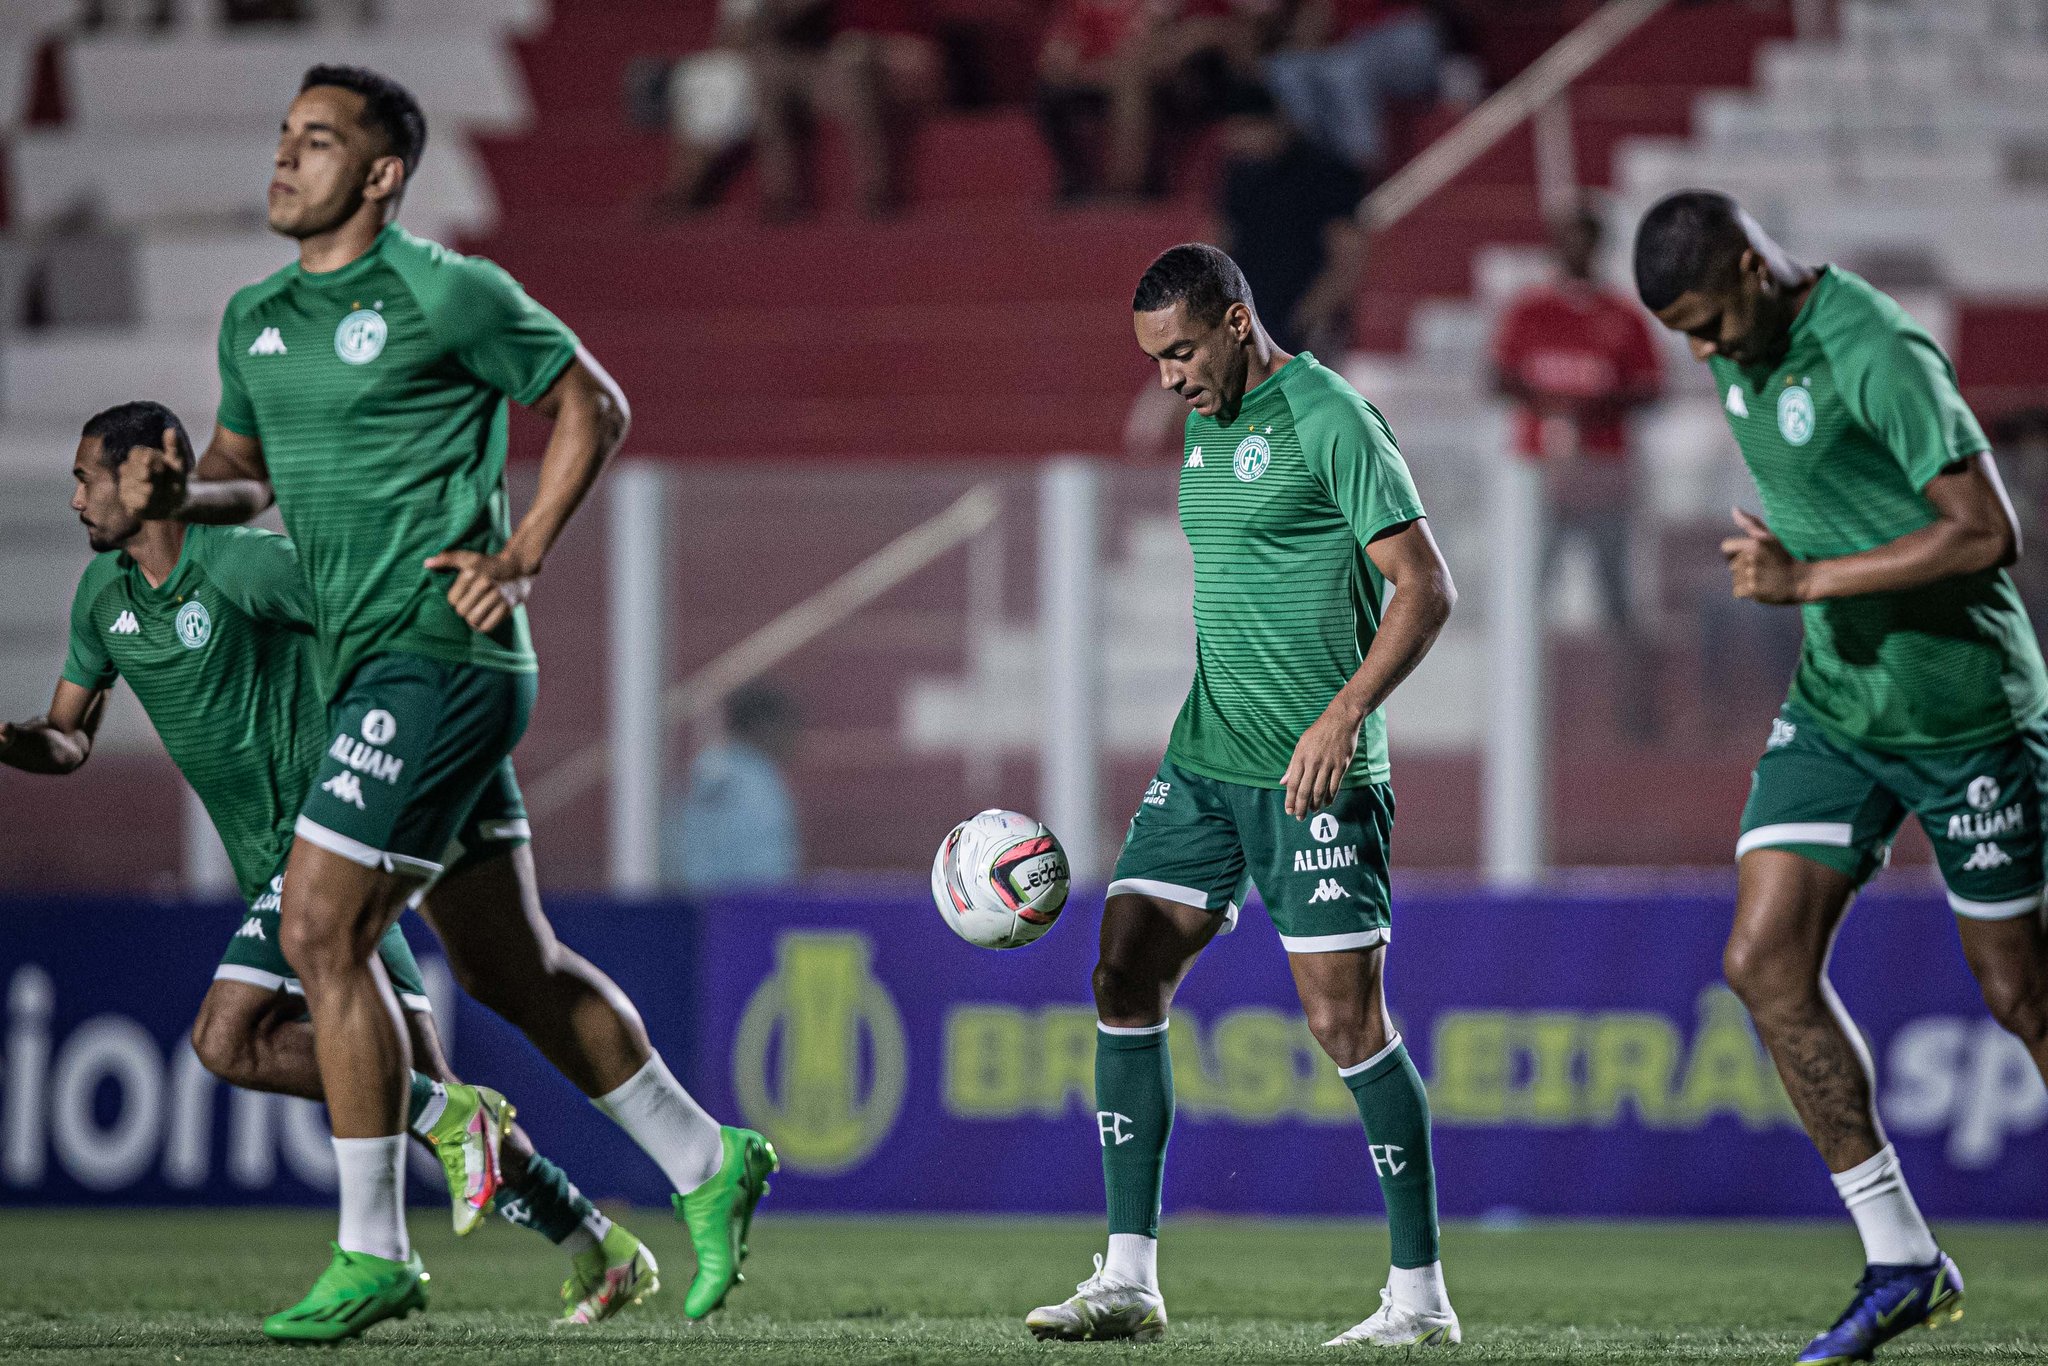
top-left (1343, 1038), bottom-right (1441, 1268)
top-left (497, 1153), bottom-right (612, 1251)
top-left (405, 1072), bottom-right (445, 1136)
top-left (1096, 1023), bottom-right (1173, 1238)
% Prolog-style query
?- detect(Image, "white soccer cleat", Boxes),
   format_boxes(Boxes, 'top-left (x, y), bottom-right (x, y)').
top-left (1325, 1288), bottom-right (1461, 1347)
top-left (1025, 1255), bottom-right (1168, 1342)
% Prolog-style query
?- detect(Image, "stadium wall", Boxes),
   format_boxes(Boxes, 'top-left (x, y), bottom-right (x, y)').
top-left (1, 884), bottom-right (2042, 1219)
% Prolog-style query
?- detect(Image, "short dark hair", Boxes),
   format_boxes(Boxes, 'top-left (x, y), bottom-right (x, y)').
top-left (81, 401), bottom-right (192, 474)
top-left (301, 64), bottom-right (427, 178)
top-left (1633, 189), bottom-right (1748, 312)
top-left (1133, 243), bottom-right (1254, 327)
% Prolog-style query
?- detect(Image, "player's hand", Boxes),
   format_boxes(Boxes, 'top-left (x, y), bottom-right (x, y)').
top-left (1283, 703), bottom-right (1361, 818)
top-left (424, 548), bottom-right (533, 634)
top-left (118, 430), bottom-right (189, 519)
top-left (1721, 507), bottom-right (1805, 604)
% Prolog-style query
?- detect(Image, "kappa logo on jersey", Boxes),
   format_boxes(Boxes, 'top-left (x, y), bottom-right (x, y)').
top-left (108, 610), bottom-right (140, 636)
top-left (1767, 717), bottom-right (1797, 749)
top-left (247, 326), bottom-right (287, 356)
top-left (1726, 386), bottom-right (1748, 418)
top-left (1185, 447), bottom-right (1203, 469)
top-left (1961, 841), bottom-right (2013, 872)
top-left (1097, 1111), bottom-right (1135, 1147)
top-left (1969, 776), bottom-right (2002, 811)
top-left (362, 709), bottom-right (397, 746)
top-left (1232, 433), bottom-right (1271, 482)
top-left (1777, 384), bottom-right (1816, 446)
top-left (328, 732), bottom-right (405, 784)
top-left (1294, 845), bottom-right (1360, 873)
top-left (234, 917), bottom-right (266, 941)
top-left (321, 771), bottom-right (368, 810)
top-left (1307, 878), bottom-right (1350, 903)
top-left (175, 601), bottom-right (211, 650)
top-left (335, 308), bottom-right (388, 365)
top-left (1142, 779), bottom-right (1172, 808)
top-left (1310, 812), bottom-right (1339, 843)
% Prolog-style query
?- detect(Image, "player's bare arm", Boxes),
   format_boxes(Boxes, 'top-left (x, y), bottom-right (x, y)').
top-left (0, 679), bottom-right (108, 775)
top-left (1282, 517), bottom-right (1455, 818)
top-left (425, 346), bottom-right (630, 634)
top-left (1722, 453), bottom-right (2018, 604)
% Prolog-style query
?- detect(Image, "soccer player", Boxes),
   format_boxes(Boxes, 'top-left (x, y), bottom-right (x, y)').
top-left (122, 67), bottom-right (774, 1340)
top-left (2, 402), bottom-right (658, 1324)
top-left (1027, 244), bottom-right (1459, 1346)
top-left (1635, 189), bottom-right (2048, 1363)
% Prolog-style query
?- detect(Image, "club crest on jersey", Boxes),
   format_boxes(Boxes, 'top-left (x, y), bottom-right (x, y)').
top-left (1233, 433), bottom-right (1270, 482)
top-left (1777, 384), bottom-right (1815, 446)
top-left (335, 308), bottom-right (387, 365)
top-left (175, 600), bottom-right (211, 649)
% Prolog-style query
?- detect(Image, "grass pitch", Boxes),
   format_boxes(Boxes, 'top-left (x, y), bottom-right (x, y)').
top-left (1, 1212), bottom-right (2044, 1363)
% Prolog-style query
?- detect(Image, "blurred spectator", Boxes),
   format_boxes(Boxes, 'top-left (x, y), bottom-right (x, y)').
top-left (649, 0), bottom-right (766, 216)
top-left (663, 685), bottom-right (804, 892)
top-left (1490, 205), bottom-right (1663, 736)
top-left (1035, 0), bottom-right (1277, 202)
top-left (1123, 81), bottom-right (1364, 457)
top-left (1215, 81), bottom-right (1365, 354)
top-left (751, 0), bottom-right (943, 218)
top-left (1265, 0), bottom-right (1443, 177)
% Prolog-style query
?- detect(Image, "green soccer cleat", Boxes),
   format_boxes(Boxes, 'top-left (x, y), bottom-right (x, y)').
top-left (425, 1083), bottom-right (513, 1236)
top-left (672, 1126), bottom-right (778, 1319)
top-left (261, 1243), bottom-right (428, 1344)
top-left (559, 1223), bottom-right (661, 1326)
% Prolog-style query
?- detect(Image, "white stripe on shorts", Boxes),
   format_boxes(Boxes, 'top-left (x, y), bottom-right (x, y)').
top-left (294, 816), bottom-right (443, 880)
top-left (1948, 888), bottom-right (2046, 921)
top-left (1735, 822), bottom-right (1855, 859)
top-left (1277, 927), bottom-right (1390, 954)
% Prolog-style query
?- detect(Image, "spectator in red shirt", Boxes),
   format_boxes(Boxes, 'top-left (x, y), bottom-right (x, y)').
top-left (1265, 0), bottom-right (1442, 176)
top-left (1491, 205), bottom-right (1665, 734)
top-left (751, 0), bottom-right (942, 218)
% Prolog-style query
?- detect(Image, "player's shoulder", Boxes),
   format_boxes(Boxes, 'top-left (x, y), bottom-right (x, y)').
top-left (190, 522), bottom-right (297, 571)
top-left (223, 261), bottom-right (296, 322)
top-left (380, 226), bottom-right (526, 303)
top-left (1281, 355), bottom-right (1398, 451)
top-left (71, 551), bottom-right (126, 612)
top-left (1810, 266), bottom-right (1928, 356)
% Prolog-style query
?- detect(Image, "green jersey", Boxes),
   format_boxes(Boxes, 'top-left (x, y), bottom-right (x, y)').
top-left (1711, 266), bottom-right (2048, 751)
top-left (215, 224), bottom-right (579, 694)
top-left (61, 525), bottom-right (325, 902)
top-left (1167, 353), bottom-right (1426, 788)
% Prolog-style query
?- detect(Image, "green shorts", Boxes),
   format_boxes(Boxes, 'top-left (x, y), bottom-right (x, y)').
top-left (1739, 702), bottom-right (2048, 920)
top-left (1108, 757), bottom-right (1395, 952)
top-left (295, 653), bottom-right (536, 881)
top-left (214, 856), bottom-right (432, 1011)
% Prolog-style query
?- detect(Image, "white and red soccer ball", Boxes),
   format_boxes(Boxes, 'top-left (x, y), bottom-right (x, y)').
top-left (930, 809), bottom-right (1070, 949)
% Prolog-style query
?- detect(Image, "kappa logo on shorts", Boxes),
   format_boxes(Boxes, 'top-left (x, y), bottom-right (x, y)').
top-left (1142, 779), bottom-right (1172, 808)
top-left (1307, 878), bottom-right (1350, 903)
top-left (321, 771), bottom-right (368, 810)
top-left (234, 917), bottom-right (266, 941)
top-left (1310, 812), bottom-right (1339, 843)
top-left (1767, 717), bottom-right (1797, 749)
top-left (1961, 841), bottom-right (2014, 872)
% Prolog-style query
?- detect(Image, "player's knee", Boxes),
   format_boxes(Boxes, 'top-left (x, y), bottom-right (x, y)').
top-left (1091, 957), bottom-right (1162, 1028)
top-left (1722, 928), bottom-right (1813, 1013)
top-left (277, 900), bottom-right (368, 984)
top-left (1302, 1001), bottom-right (1383, 1069)
top-left (1977, 971), bottom-right (2048, 1045)
top-left (190, 1005), bottom-right (259, 1087)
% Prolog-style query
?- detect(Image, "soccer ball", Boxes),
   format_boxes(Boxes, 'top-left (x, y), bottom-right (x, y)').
top-left (931, 809), bottom-right (1071, 949)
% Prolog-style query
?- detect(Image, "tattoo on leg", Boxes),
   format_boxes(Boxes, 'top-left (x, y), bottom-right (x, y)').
top-left (1756, 1003), bottom-right (1882, 1167)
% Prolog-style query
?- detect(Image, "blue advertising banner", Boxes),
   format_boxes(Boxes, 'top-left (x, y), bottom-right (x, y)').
top-left (0, 883), bottom-right (2042, 1219)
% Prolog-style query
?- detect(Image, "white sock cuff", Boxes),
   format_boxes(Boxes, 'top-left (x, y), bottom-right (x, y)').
top-left (332, 1134), bottom-right (409, 1263)
top-left (1104, 1232), bottom-right (1159, 1291)
top-left (1338, 1033), bottom-right (1405, 1078)
top-left (1831, 1144), bottom-right (1904, 1205)
top-left (1097, 1019), bottom-right (1170, 1036)
top-left (594, 1055), bottom-right (670, 1110)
